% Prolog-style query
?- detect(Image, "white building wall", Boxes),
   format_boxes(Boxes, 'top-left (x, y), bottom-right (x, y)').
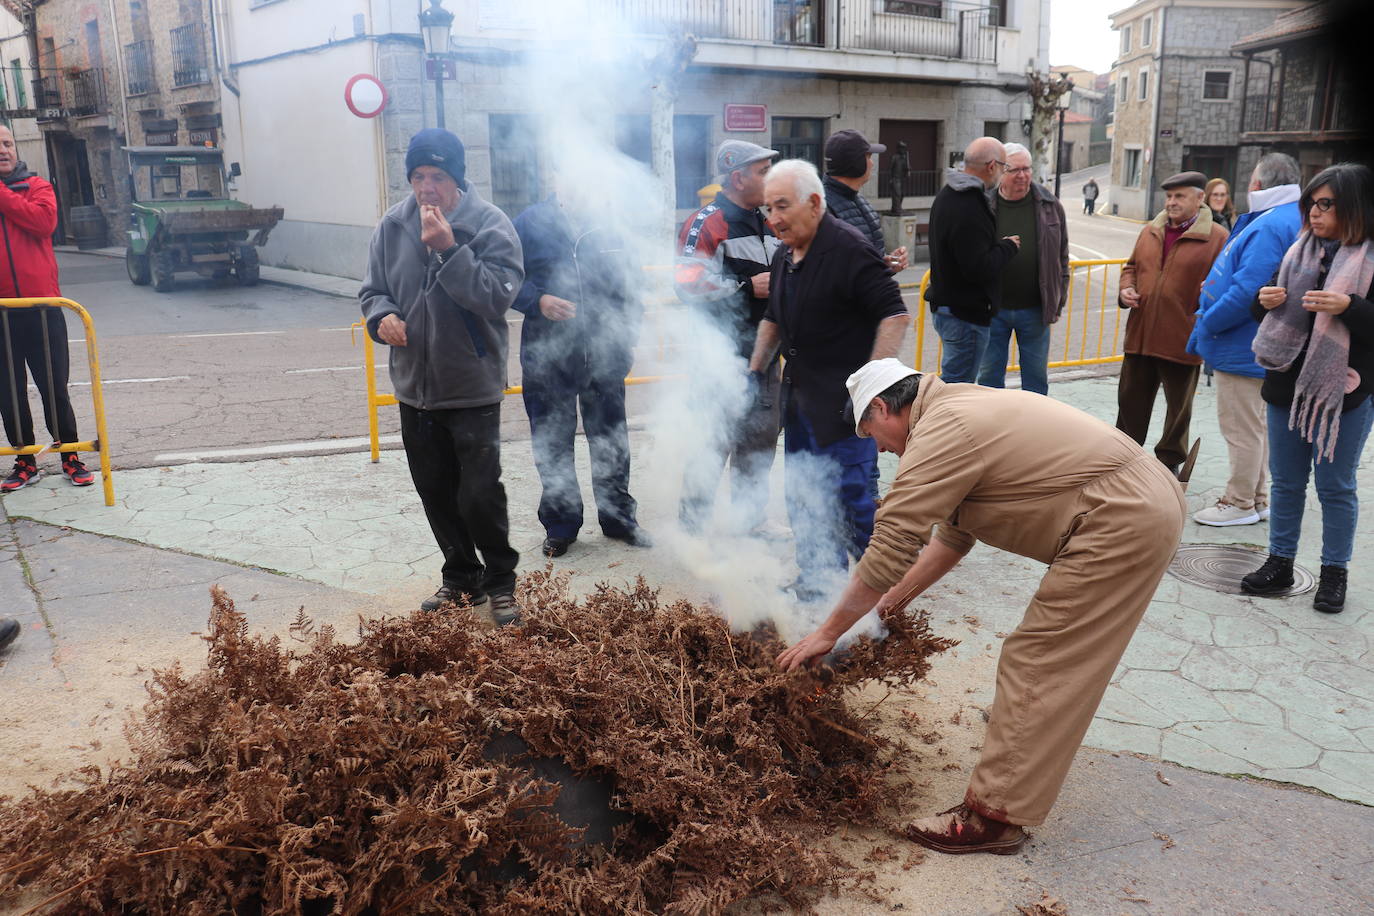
top-left (0, 9), bottom-right (44, 172)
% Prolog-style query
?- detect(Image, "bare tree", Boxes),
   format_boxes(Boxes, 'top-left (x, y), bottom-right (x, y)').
top-left (1026, 69), bottom-right (1074, 186)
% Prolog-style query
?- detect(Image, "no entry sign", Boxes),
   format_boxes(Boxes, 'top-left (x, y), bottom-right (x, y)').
top-left (344, 74), bottom-right (388, 119)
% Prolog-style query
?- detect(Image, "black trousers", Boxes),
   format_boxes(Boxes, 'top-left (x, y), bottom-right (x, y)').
top-left (399, 401), bottom-right (519, 596)
top-left (1115, 353), bottom-right (1200, 469)
top-left (0, 307), bottom-right (78, 450)
top-left (1084, 198), bottom-right (1096, 215)
top-left (522, 370), bottom-right (637, 541)
top-left (679, 359), bottom-right (782, 533)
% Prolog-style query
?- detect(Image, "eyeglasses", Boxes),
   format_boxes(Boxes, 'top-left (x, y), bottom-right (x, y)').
top-left (1311, 197), bottom-right (1337, 212)
top-left (1005, 166), bottom-right (1033, 176)
top-left (992, 159), bottom-right (1009, 169)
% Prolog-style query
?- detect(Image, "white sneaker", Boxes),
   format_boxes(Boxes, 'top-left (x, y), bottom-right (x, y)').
top-left (1256, 504), bottom-right (1270, 520)
top-left (1193, 500), bottom-right (1261, 527)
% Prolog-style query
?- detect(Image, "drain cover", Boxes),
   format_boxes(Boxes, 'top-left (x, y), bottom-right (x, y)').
top-left (1168, 544), bottom-right (1315, 596)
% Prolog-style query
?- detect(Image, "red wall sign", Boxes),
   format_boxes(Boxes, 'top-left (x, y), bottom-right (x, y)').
top-left (344, 74), bottom-right (389, 119)
top-left (724, 103), bottom-right (767, 132)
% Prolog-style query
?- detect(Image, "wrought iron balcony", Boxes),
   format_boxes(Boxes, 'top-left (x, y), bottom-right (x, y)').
top-left (125, 40), bottom-right (155, 96)
top-left (1240, 46), bottom-right (1358, 140)
top-left (0, 66), bottom-right (107, 119)
top-left (170, 23), bottom-right (210, 87)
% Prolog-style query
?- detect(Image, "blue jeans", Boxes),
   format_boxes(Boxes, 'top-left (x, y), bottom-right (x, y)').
top-left (1266, 397), bottom-right (1373, 568)
top-left (932, 307), bottom-right (990, 384)
top-left (783, 399), bottom-right (877, 588)
top-left (978, 307), bottom-right (1051, 395)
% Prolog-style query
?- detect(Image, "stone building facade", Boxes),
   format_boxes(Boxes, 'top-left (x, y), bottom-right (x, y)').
top-left (1108, 0), bottom-right (1302, 220)
top-left (0, 0), bottom-right (225, 246)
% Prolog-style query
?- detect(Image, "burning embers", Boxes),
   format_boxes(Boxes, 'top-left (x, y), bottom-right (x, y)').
top-left (0, 572), bottom-right (954, 914)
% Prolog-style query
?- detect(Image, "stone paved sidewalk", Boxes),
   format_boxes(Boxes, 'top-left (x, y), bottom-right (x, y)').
top-left (3, 374), bottom-right (1371, 809)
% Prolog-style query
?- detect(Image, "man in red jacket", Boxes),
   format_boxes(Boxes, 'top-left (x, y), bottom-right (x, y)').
top-left (0, 125), bottom-right (93, 491)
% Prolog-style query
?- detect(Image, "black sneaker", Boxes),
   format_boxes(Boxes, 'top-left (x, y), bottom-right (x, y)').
top-left (490, 591), bottom-right (520, 626)
top-left (1313, 565), bottom-right (1347, 614)
top-left (420, 585), bottom-right (487, 612)
top-left (1241, 554), bottom-right (1295, 596)
top-left (542, 536), bottom-right (576, 558)
top-left (0, 618), bottom-right (18, 653)
top-left (1, 458), bottom-right (40, 493)
top-left (62, 453), bottom-right (94, 487)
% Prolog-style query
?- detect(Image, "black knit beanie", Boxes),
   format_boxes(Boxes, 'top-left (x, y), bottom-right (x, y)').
top-left (406, 128), bottom-right (466, 185)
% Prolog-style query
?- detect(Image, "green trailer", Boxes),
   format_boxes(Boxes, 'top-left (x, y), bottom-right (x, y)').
top-left (123, 146), bottom-right (284, 292)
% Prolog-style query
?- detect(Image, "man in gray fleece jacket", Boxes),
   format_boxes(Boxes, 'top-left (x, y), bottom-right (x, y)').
top-left (360, 128), bottom-right (525, 623)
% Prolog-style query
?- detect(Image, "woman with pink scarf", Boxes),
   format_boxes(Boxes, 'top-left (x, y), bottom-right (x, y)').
top-left (1241, 163), bottom-right (1374, 614)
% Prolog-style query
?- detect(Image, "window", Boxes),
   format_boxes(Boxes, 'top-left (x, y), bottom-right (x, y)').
top-left (85, 20), bottom-right (103, 71)
top-left (1120, 24), bottom-right (1132, 55)
top-left (9, 60), bottom-right (24, 108)
top-left (773, 117), bottom-right (826, 173)
top-left (775, 0), bottom-right (823, 45)
top-left (1118, 74), bottom-right (1128, 104)
top-left (615, 114), bottom-right (711, 209)
top-left (1138, 66), bottom-right (1149, 101)
top-left (1141, 15), bottom-right (1153, 47)
top-left (1123, 147), bottom-right (1142, 187)
top-left (1203, 70), bottom-right (1233, 101)
top-left (877, 118), bottom-right (941, 198)
top-left (983, 120), bottom-right (1008, 141)
top-left (884, 0), bottom-right (942, 17)
top-left (489, 113), bottom-right (541, 217)
top-left (170, 23), bottom-right (209, 86)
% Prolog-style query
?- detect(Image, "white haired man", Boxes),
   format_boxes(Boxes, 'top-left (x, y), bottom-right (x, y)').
top-left (976, 143), bottom-right (1069, 395)
top-left (747, 160), bottom-right (909, 601)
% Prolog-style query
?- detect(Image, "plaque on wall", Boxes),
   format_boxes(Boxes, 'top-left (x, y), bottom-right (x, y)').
top-left (145, 131), bottom-right (177, 146)
top-left (188, 128), bottom-right (217, 145)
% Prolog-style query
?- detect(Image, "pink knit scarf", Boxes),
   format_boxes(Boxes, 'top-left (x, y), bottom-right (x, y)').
top-left (1252, 231), bottom-right (1374, 460)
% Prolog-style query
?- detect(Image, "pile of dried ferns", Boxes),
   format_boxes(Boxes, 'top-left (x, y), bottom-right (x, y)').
top-left (0, 572), bottom-right (954, 914)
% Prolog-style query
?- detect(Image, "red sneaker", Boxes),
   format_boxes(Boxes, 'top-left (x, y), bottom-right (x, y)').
top-left (904, 803), bottom-right (1027, 855)
top-left (2, 458), bottom-right (40, 492)
top-left (62, 453), bottom-right (94, 487)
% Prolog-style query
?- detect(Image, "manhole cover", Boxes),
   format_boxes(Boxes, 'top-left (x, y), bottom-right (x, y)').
top-left (1168, 544), bottom-right (1315, 596)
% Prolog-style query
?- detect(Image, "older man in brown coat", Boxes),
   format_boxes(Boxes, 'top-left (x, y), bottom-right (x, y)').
top-left (1116, 171), bottom-right (1228, 475)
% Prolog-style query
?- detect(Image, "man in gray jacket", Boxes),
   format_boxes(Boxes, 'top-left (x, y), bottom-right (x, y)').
top-left (977, 143), bottom-right (1069, 395)
top-left (360, 128), bottom-right (525, 623)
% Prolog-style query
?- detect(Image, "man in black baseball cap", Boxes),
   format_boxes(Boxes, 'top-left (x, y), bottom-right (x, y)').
top-left (823, 129), bottom-right (907, 273)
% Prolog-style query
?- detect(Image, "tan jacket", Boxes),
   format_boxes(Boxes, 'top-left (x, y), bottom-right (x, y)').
top-left (1119, 207), bottom-right (1228, 365)
top-left (855, 376), bottom-right (1176, 592)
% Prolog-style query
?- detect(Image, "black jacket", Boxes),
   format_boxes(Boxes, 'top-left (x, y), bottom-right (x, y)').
top-left (926, 170), bottom-right (1018, 325)
top-left (764, 213), bottom-right (908, 446)
top-left (823, 175), bottom-right (884, 254)
top-left (512, 196), bottom-right (640, 386)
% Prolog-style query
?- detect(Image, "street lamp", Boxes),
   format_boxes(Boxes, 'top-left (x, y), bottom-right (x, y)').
top-left (419, 0), bottom-right (454, 130)
top-left (1053, 81), bottom-right (1073, 199)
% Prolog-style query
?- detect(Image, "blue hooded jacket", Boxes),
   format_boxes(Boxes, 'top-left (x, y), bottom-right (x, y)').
top-left (1187, 201), bottom-right (1302, 378)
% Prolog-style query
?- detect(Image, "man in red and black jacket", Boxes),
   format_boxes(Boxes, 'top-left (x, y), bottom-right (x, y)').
top-left (0, 125), bottom-right (93, 491)
top-left (674, 140), bottom-right (782, 535)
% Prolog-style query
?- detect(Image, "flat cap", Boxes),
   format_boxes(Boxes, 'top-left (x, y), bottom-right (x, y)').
top-left (716, 140), bottom-right (778, 177)
top-left (1160, 170), bottom-right (1207, 191)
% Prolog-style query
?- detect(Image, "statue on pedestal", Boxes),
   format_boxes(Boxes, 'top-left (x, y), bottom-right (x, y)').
top-left (887, 141), bottom-right (909, 215)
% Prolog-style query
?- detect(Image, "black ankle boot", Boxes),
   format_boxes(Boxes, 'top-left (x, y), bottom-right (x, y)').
top-left (1241, 554), bottom-right (1295, 595)
top-left (1313, 565), bottom-right (1347, 614)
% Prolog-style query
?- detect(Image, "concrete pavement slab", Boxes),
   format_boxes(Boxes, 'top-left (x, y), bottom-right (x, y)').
top-left (2, 375), bottom-right (1371, 811)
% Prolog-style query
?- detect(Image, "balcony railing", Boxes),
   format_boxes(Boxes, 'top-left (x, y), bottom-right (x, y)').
top-left (170, 23), bottom-right (209, 87)
top-left (609, 0), bottom-right (1000, 61)
top-left (0, 66), bottom-right (107, 118)
top-left (1241, 50), bottom-right (1359, 137)
top-left (125, 40), bottom-right (155, 96)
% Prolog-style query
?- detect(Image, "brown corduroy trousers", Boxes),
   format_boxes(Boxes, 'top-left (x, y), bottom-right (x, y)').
top-left (1114, 353), bottom-right (1201, 469)
top-left (963, 455), bottom-right (1185, 826)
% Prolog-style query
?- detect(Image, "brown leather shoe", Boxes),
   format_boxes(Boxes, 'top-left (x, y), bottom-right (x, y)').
top-left (904, 803), bottom-right (1027, 855)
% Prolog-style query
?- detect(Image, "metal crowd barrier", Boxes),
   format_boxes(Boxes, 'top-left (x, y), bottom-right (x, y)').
top-left (0, 298), bottom-right (115, 506)
top-left (902, 258), bottom-right (1129, 374)
top-left (353, 257), bottom-right (1127, 462)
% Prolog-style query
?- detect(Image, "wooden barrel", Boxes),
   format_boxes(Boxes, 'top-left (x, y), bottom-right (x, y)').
top-left (69, 205), bottom-right (109, 250)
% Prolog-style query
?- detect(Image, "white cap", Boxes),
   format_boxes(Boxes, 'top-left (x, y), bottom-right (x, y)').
top-left (845, 358), bottom-right (920, 437)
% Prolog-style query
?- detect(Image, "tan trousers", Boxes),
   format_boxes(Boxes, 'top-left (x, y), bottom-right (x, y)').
top-left (965, 455), bottom-right (1185, 826)
top-left (1214, 371), bottom-right (1268, 510)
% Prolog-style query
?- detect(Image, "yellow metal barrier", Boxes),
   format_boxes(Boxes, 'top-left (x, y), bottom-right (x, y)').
top-left (0, 297), bottom-right (115, 506)
top-left (900, 259), bottom-right (1128, 374)
top-left (351, 322), bottom-right (679, 463)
